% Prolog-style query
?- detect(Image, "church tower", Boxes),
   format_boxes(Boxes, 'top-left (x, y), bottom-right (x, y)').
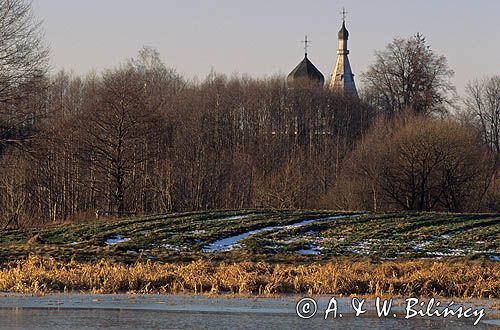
top-left (287, 36), bottom-right (325, 88)
top-left (329, 10), bottom-right (358, 97)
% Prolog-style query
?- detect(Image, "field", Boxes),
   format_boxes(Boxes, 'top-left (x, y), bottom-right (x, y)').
top-left (0, 210), bottom-right (498, 297)
top-left (0, 210), bottom-right (498, 264)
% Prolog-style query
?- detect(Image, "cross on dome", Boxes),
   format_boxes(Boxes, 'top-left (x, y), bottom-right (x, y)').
top-left (301, 35), bottom-right (312, 56)
top-left (340, 7), bottom-right (348, 22)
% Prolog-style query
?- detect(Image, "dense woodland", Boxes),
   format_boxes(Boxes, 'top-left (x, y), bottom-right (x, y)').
top-left (1, 0), bottom-right (500, 228)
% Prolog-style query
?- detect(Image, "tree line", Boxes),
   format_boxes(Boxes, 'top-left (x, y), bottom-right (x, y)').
top-left (1, 55), bottom-right (371, 226)
top-left (0, 0), bottom-right (499, 228)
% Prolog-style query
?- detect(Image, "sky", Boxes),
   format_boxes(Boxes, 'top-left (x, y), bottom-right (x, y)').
top-left (32, 0), bottom-right (500, 94)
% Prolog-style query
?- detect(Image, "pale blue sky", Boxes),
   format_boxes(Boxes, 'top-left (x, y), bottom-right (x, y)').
top-left (32, 0), bottom-right (500, 93)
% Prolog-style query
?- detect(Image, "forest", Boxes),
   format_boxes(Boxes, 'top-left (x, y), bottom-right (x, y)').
top-left (1, 0), bottom-right (500, 229)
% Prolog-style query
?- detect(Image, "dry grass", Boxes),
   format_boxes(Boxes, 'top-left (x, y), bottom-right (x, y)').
top-left (0, 256), bottom-right (498, 299)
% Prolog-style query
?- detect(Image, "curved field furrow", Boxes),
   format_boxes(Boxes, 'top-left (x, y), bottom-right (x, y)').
top-left (0, 210), bottom-right (497, 263)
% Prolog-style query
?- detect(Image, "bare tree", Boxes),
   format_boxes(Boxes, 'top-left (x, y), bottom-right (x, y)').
top-left (362, 34), bottom-right (454, 116)
top-left (333, 115), bottom-right (495, 212)
top-left (0, 0), bottom-right (49, 145)
top-left (463, 76), bottom-right (500, 154)
top-left (82, 67), bottom-right (164, 213)
top-left (0, 158), bottom-right (28, 229)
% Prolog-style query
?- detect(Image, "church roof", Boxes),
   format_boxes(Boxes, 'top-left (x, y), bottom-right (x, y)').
top-left (338, 21), bottom-right (349, 40)
top-left (287, 54), bottom-right (325, 87)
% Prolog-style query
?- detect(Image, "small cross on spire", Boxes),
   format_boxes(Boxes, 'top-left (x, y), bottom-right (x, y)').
top-left (341, 7), bottom-right (348, 22)
top-left (301, 35), bottom-right (311, 56)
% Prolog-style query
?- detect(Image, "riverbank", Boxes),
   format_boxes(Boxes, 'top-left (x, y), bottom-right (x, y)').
top-left (0, 256), bottom-right (498, 298)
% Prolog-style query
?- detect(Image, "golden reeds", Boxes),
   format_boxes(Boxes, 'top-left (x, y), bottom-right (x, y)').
top-left (0, 256), bottom-right (498, 298)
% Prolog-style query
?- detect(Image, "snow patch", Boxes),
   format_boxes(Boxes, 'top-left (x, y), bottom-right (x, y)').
top-left (223, 215), bottom-right (251, 221)
top-left (162, 244), bottom-right (188, 251)
top-left (413, 240), bottom-right (433, 250)
top-left (188, 230), bottom-right (206, 235)
top-left (426, 250), bottom-right (464, 257)
top-left (105, 235), bottom-right (131, 245)
top-left (296, 245), bottom-right (322, 255)
top-left (345, 240), bottom-right (374, 255)
top-left (203, 214), bottom-right (362, 253)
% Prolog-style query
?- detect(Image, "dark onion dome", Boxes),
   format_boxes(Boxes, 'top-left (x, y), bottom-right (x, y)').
top-left (338, 21), bottom-right (349, 40)
top-left (286, 54), bottom-right (325, 87)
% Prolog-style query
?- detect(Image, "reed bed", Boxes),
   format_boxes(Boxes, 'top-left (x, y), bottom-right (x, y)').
top-left (0, 256), bottom-right (498, 298)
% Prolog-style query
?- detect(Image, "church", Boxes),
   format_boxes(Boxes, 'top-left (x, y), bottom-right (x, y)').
top-left (287, 12), bottom-right (358, 98)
